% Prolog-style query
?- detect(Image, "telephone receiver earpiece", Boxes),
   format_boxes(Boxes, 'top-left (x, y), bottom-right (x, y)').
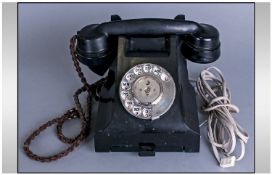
top-left (76, 15), bottom-right (220, 75)
top-left (181, 23), bottom-right (220, 64)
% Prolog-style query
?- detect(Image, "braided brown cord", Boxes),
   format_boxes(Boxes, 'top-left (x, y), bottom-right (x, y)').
top-left (23, 35), bottom-right (107, 162)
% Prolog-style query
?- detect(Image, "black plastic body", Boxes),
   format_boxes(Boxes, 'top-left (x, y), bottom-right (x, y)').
top-left (75, 15), bottom-right (221, 156)
top-left (94, 36), bottom-right (200, 155)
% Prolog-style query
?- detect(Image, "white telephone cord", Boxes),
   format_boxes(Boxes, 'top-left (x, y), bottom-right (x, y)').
top-left (194, 66), bottom-right (249, 168)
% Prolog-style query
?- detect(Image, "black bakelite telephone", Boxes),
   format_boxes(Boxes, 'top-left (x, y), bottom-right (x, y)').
top-left (24, 14), bottom-right (220, 161)
top-left (76, 14), bottom-right (220, 156)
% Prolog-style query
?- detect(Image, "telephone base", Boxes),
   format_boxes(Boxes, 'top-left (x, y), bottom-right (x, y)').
top-left (93, 36), bottom-right (200, 156)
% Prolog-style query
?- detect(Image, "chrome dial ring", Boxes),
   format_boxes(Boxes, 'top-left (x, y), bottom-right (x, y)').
top-left (119, 63), bottom-right (176, 120)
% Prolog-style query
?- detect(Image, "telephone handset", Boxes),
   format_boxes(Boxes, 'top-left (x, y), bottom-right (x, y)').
top-left (74, 14), bottom-right (220, 155)
top-left (76, 15), bottom-right (220, 75)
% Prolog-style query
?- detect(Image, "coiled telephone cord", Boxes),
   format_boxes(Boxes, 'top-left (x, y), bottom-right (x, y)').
top-left (23, 35), bottom-right (107, 162)
top-left (196, 67), bottom-right (249, 167)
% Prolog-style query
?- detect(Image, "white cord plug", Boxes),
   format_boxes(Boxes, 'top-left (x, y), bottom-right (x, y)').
top-left (220, 156), bottom-right (236, 168)
top-left (195, 67), bottom-right (249, 168)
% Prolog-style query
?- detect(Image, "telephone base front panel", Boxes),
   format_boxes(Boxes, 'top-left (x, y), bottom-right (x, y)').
top-left (93, 36), bottom-right (200, 156)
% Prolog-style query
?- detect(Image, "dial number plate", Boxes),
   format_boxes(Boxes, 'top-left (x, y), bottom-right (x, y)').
top-left (119, 63), bottom-right (176, 120)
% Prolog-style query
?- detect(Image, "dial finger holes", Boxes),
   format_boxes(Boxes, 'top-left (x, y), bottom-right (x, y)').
top-left (124, 100), bottom-right (134, 110)
top-left (160, 72), bottom-right (169, 81)
top-left (120, 91), bottom-right (130, 100)
top-left (143, 64), bottom-right (152, 73)
top-left (121, 81), bottom-right (130, 90)
top-left (126, 73), bottom-right (135, 82)
top-left (152, 66), bottom-right (162, 76)
top-left (132, 106), bottom-right (142, 116)
top-left (133, 66), bottom-right (143, 75)
top-left (119, 63), bottom-right (176, 120)
top-left (142, 108), bottom-right (152, 118)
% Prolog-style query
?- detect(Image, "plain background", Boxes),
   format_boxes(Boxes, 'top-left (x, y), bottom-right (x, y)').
top-left (18, 3), bottom-right (254, 173)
